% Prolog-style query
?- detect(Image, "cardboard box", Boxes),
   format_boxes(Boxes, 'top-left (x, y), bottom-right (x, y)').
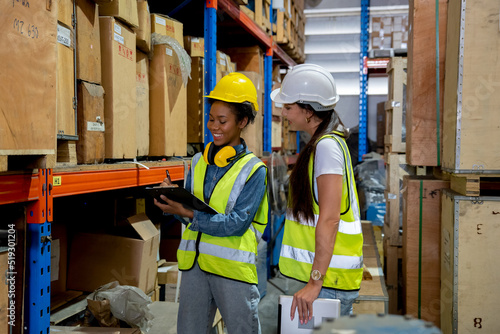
top-left (0, 1), bottom-right (57, 154)
top-left (157, 262), bottom-right (179, 285)
top-left (76, 82), bottom-right (105, 164)
top-left (57, 22), bottom-right (76, 137)
top-left (216, 51), bottom-right (231, 72)
top-left (97, 0), bottom-right (139, 28)
top-left (184, 36), bottom-right (204, 57)
top-left (151, 14), bottom-right (184, 46)
top-left (136, 0), bottom-right (151, 53)
top-left (149, 44), bottom-right (187, 156)
top-left (136, 51), bottom-right (150, 157)
top-left (223, 45), bottom-right (264, 74)
top-left (67, 213), bottom-right (160, 294)
top-left (99, 17), bottom-right (137, 159)
top-left (76, 0), bottom-right (102, 84)
top-left (187, 57), bottom-right (205, 143)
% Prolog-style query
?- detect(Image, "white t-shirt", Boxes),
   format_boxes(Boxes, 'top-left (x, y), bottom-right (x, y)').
top-left (313, 137), bottom-right (345, 200)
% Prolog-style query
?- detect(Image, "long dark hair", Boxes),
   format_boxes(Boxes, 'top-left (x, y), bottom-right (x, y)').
top-left (289, 103), bottom-right (348, 223)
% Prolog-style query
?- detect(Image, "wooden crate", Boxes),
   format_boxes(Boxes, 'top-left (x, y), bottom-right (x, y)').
top-left (240, 0), bottom-right (272, 35)
top-left (383, 236), bottom-right (402, 315)
top-left (384, 153), bottom-right (416, 246)
top-left (76, 0), bottom-right (102, 84)
top-left (402, 176), bottom-right (449, 328)
top-left (442, 0), bottom-right (500, 173)
top-left (353, 222), bottom-right (389, 314)
top-left (187, 57), bottom-right (205, 144)
top-left (0, 1), bottom-right (58, 167)
top-left (384, 57), bottom-right (407, 154)
top-left (406, 0), bottom-right (448, 166)
top-left (441, 189), bottom-right (500, 333)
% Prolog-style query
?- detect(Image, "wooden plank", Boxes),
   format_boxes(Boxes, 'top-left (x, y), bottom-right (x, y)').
top-left (186, 57), bottom-right (204, 143)
top-left (384, 237), bottom-right (402, 315)
top-left (76, 0), bottom-right (102, 84)
top-left (441, 190), bottom-right (500, 332)
top-left (442, 0), bottom-right (500, 172)
top-left (406, 0), bottom-right (448, 166)
top-left (384, 57), bottom-right (407, 154)
top-left (136, 51), bottom-right (150, 157)
top-left (402, 176), bottom-right (449, 328)
top-left (56, 140), bottom-right (77, 166)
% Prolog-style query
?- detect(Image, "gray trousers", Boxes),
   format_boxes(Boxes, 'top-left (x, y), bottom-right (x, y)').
top-left (177, 262), bottom-right (261, 334)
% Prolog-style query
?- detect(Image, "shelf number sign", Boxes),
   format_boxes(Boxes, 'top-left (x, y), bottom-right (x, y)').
top-left (53, 176), bottom-right (62, 187)
top-left (13, 18), bottom-right (39, 39)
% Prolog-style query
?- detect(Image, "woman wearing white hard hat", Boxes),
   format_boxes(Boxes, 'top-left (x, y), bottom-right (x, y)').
top-left (272, 64), bottom-right (363, 324)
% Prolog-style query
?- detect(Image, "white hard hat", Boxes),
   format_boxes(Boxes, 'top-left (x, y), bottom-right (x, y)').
top-left (271, 64), bottom-right (339, 111)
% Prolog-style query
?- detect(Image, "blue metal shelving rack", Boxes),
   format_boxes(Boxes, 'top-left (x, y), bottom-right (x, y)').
top-left (358, 0), bottom-right (370, 161)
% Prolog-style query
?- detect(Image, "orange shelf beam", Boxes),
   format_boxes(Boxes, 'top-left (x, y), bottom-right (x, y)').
top-left (0, 172), bottom-right (41, 205)
top-left (52, 165), bottom-right (186, 198)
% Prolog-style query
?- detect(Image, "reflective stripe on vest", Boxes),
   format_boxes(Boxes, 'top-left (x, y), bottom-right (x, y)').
top-left (279, 132), bottom-right (363, 290)
top-left (177, 152), bottom-right (268, 284)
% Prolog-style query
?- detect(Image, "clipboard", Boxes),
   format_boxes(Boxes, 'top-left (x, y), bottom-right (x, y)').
top-left (145, 186), bottom-right (218, 215)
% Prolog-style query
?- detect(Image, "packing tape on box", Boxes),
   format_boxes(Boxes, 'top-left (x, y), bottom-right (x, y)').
top-left (152, 32), bottom-right (191, 86)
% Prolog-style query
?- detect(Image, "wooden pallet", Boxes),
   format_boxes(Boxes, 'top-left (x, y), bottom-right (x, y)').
top-left (240, 0), bottom-right (272, 35)
top-left (384, 57), bottom-right (407, 154)
top-left (0, 154), bottom-right (56, 173)
top-left (449, 173), bottom-right (500, 197)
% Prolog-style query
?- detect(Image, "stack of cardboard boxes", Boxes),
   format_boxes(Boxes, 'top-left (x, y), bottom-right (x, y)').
top-left (371, 15), bottom-right (409, 50)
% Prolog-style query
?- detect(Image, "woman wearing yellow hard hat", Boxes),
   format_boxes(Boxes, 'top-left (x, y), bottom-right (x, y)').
top-left (154, 72), bottom-right (269, 334)
top-left (272, 64), bottom-right (363, 324)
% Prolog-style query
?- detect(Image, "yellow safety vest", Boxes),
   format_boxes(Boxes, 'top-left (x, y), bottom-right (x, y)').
top-left (279, 131), bottom-right (363, 290)
top-left (177, 152), bottom-right (269, 284)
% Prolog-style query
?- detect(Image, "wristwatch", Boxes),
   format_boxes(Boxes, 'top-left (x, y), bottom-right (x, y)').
top-left (310, 269), bottom-right (325, 281)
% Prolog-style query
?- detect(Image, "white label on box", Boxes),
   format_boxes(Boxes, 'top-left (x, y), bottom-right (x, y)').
top-left (219, 59), bottom-right (226, 66)
top-left (391, 101), bottom-right (401, 108)
top-left (165, 48), bottom-right (173, 56)
top-left (388, 193), bottom-right (397, 200)
top-left (367, 267), bottom-right (383, 277)
top-left (87, 121), bottom-right (105, 132)
top-left (201, 58), bottom-right (205, 66)
top-left (114, 32), bottom-right (124, 45)
top-left (114, 24), bottom-right (122, 35)
top-left (156, 16), bottom-right (167, 26)
top-left (192, 37), bottom-right (200, 43)
top-left (57, 24), bottom-right (72, 47)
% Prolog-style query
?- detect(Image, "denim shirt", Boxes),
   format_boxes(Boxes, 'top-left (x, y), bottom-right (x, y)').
top-left (176, 144), bottom-right (267, 237)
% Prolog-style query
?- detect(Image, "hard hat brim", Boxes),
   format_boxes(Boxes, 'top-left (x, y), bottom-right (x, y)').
top-left (271, 88), bottom-right (287, 104)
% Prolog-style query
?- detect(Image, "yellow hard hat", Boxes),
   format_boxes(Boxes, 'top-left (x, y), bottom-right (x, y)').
top-left (205, 72), bottom-right (259, 111)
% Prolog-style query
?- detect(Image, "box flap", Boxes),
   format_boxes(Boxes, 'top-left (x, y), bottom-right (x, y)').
top-left (126, 213), bottom-right (159, 240)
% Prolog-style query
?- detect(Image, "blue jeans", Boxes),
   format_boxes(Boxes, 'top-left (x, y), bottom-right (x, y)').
top-left (177, 262), bottom-right (261, 334)
top-left (318, 288), bottom-right (359, 316)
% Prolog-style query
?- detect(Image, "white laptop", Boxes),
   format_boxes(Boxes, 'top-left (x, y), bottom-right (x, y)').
top-left (278, 295), bottom-right (341, 334)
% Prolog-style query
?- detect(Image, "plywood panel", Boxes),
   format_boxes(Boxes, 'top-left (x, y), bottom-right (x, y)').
top-left (406, 0), bottom-right (448, 166)
top-left (76, 0), bottom-right (101, 84)
top-left (0, 1), bottom-right (57, 154)
top-left (442, 0), bottom-right (500, 172)
top-left (187, 57), bottom-right (204, 143)
top-left (402, 176), bottom-right (449, 327)
top-left (441, 190), bottom-right (500, 332)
